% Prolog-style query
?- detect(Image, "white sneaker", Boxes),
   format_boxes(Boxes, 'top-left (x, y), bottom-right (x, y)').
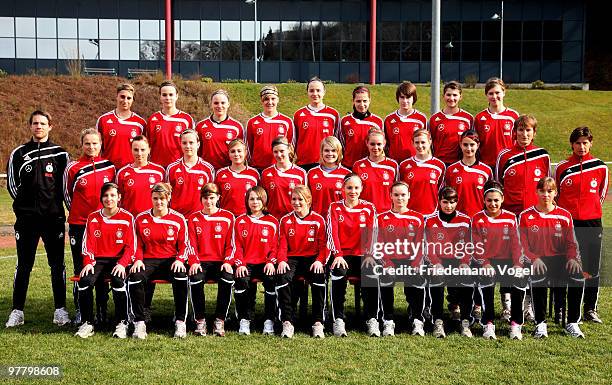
top-left (6, 309), bottom-right (24, 328)
top-left (412, 319), bottom-right (425, 336)
top-left (281, 321), bottom-right (294, 338)
top-left (533, 322), bottom-right (548, 339)
top-left (482, 323), bottom-right (496, 340)
top-left (333, 318), bottom-right (348, 337)
top-left (238, 319), bottom-right (251, 335)
top-left (174, 320), bottom-right (187, 338)
top-left (132, 321), bottom-right (147, 339)
top-left (382, 320), bottom-right (395, 337)
top-left (113, 321), bottom-right (128, 339)
top-left (312, 321), bottom-right (325, 338)
top-left (262, 319), bottom-right (275, 335)
top-left (53, 307), bottom-right (71, 326)
top-left (212, 318), bottom-right (225, 337)
top-left (584, 310), bottom-right (603, 324)
top-left (75, 322), bottom-right (94, 338)
top-left (460, 319), bottom-right (473, 338)
top-left (565, 322), bottom-right (585, 338)
top-left (194, 319), bottom-right (206, 336)
top-left (366, 318), bottom-right (381, 337)
top-left (509, 323), bottom-right (523, 340)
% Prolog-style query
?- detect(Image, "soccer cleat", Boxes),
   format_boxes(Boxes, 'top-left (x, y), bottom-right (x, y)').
top-left (432, 319), bottom-right (446, 338)
top-left (333, 318), bottom-right (348, 337)
top-left (382, 320), bottom-right (395, 337)
top-left (262, 319), bottom-right (275, 335)
top-left (73, 310), bottom-right (82, 325)
top-left (174, 320), bottom-right (187, 338)
top-left (75, 322), bottom-right (94, 338)
top-left (238, 319), bottom-right (251, 335)
top-left (112, 321), bottom-right (128, 339)
top-left (472, 305), bottom-right (482, 321)
top-left (312, 321), bottom-right (325, 338)
top-left (212, 318), bottom-right (226, 337)
top-left (132, 321), bottom-right (147, 339)
top-left (565, 322), bottom-right (585, 338)
top-left (194, 319), bottom-right (207, 336)
top-left (501, 308), bottom-right (512, 323)
top-left (143, 307), bottom-right (152, 324)
top-left (281, 321), bottom-right (295, 338)
top-left (482, 323), bottom-right (496, 340)
top-left (509, 323), bottom-right (523, 340)
top-left (460, 319), bottom-right (473, 338)
top-left (412, 319), bottom-right (425, 337)
top-left (523, 295), bottom-right (535, 323)
top-left (366, 318), bottom-right (381, 337)
top-left (584, 310), bottom-right (602, 324)
top-left (53, 307), bottom-right (71, 326)
top-left (533, 322), bottom-right (548, 339)
top-left (6, 309), bottom-right (24, 328)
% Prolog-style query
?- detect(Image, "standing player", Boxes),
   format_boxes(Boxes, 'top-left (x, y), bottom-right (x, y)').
top-left (96, 83), bottom-right (146, 168)
top-left (293, 77), bottom-right (340, 171)
top-left (6, 110), bottom-right (70, 328)
top-left (146, 80), bottom-right (195, 168)
top-left (555, 127), bottom-right (608, 323)
top-left (195, 89), bottom-right (245, 170)
top-left (338, 86), bottom-right (383, 168)
top-left (474, 78), bottom-right (520, 170)
top-left (246, 85), bottom-right (295, 171)
top-left (307, 136), bottom-right (350, 215)
top-left (429, 81), bottom-right (474, 166)
top-left (384, 81), bottom-right (427, 163)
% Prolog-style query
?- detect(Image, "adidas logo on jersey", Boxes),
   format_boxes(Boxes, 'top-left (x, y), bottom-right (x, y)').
top-left (23, 155), bottom-right (31, 160)
top-left (360, 163), bottom-right (366, 167)
top-left (91, 218), bottom-right (98, 223)
top-left (453, 168), bottom-right (459, 173)
top-left (287, 219), bottom-right (293, 224)
top-left (239, 219), bottom-right (246, 224)
top-left (383, 215), bottom-right (390, 220)
top-left (435, 117), bottom-right (441, 122)
top-left (480, 116), bottom-right (487, 120)
top-left (312, 174), bottom-right (319, 179)
top-left (151, 117), bottom-right (158, 121)
top-left (391, 119), bottom-right (396, 124)
top-left (142, 219), bottom-right (148, 223)
top-left (221, 174), bottom-right (227, 178)
top-left (107, 119), bottom-right (113, 123)
top-left (528, 215), bottom-right (534, 219)
top-left (193, 217), bottom-right (199, 222)
top-left (344, 121), bottom-right (350, 126)
top-left (266, 173), bottom-right (273, 177)
top-left (478, 218), bottom-right (485, 223)
top-left (432, 223), bottom-right (438, 227)
top-left (300, 112), bottom-right (306, 117)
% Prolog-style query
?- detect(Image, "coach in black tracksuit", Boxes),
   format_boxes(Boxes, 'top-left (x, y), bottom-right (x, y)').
top-left (5, 110), bottom-right (70, 326)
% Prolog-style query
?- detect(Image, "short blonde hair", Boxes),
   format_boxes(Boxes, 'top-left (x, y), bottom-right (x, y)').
top-left (80, 128), bottom-right (101, 144)
top-left (291, 185), bottom-right (312, 207)
top-left (117, 83), bottom-right (135, 94)
top-left (536, 177), bottom-right (557, 192)
top-left (318, 136), bottom-right (343, 165)
top-left (151, 182), bottom-right (172, 200)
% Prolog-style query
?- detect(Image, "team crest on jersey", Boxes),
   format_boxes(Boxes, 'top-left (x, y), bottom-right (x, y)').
top-left (308, 229), bottom-right (315, 236)
top-left (458, 123), bottom-right (465, 130)
top-left (483, 124), bottom-right (491, 132)
top-left (481, 227), bottom-right (488, 236)
top-left (45, 164), bottom-right (54, 173)
top-left (269, 182), bottom-right (276, 190)
top-left (316, 183), bottom-right (323, 191)
top-left (458, 231), bottom-right (465, 239)
top-left (215, 224), bottom-right (222, 232)
top-left (590, 178), bottom-right (598, 188)
top-left (347, 129), bottom-right (355, 137)
top-left (198, 177), bottom-right (204, 185)
top-left (226, 131), bottom-right (233, 139)
top-left (534, 168), bottom-right (542, 177)
top-left (323, 120), bottom-right (329, 127)
top-left (149, 176), bottom-right (156, 184)
top-left (256, 128), bottom-right (264, 135)
top-left (288, 229), bottom-right (295, 237)
top-left (155, 124), bottom-right (161, 132)
top-left (455, 177), bottom-right (462, 184)
top-left (386, 225), bottom-right (395, 233)
top-left (241, 230), bottom-right (248, 237)
top-left (555, 222), bottom-right (562, 231)
top-left (80, 178), bottom-right (87, 186)
top-left (504, 122), bottom-right (512, 130)
top-left (177, 177), bottom-right (184, 185)
top-left (109, 129), bottom-right (117, 136)
top-left (25, 165), bottom-right (32, 173)
top-left (205, 132), bottom-right (213, 140)
top-left (503, 225), bottom-right (509, 235)
top-left (359, 214), bottom-right (366, 222)
top-left (436, 232), bottom-right (445, 240)
top-left (131, 130), bottom-right (137, 137)
top-left (167, 227), bottom-right (175, 236)
top-left (302, 122), bottom-right (309, 129)
top-left (175, 125), bottom-right (182, 132)
top-left (278, 125), bottom-right (285, 133)
top-left (127, 179), bottom-right (135, 186)
top-left (224, 183), bottom-right (231, 190)
top-left (361, 173), bottom-right (369, 180)
top-left (430, 171), bottom-right (437, 179)
top-left (196, 226), bottom-right (202, 235)
top-left (393, 127), bottom-right (400, 135)
top-left (116, 230), bottom-right (123, 239)
top-left (383, 172), bottom-right (390, 180)
top-left (478, 177), bottom-right (484, 184)
top-left (289, 181), bottom-right (296, 189)
top-left (262, 228), bottom-right (269, 236)
top-left (94, 230), bottom-right (102, 238)
top-left (531, 225), bottom-right (539, 233)
top-left (104, 176), bottom-right (109, 182)
top-left (335, 181), bottom-right (343, 189)
top-left (438, 124), bottom-right (445, 132)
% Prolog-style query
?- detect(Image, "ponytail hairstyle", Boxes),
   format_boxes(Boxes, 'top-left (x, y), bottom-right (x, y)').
top-left (227, 138), bottom-right (249, 166)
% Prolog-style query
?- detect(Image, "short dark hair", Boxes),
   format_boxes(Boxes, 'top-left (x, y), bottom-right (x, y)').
top-left (438, 186), bottom-right (458, 202)
top-left (569, 126), bottom-right (593, 144)
top-left (245, 186), bottom-right (268, 215)
top-left (99, 182), bottom-right (120, 203)
top-left (29, 110), bottom-right (52, 125)
top-left (395, 81), bottom-right (417, 104)
top-left (159, 80), bottom-right (178, 93)
top-left (443, 81), bottom-right (463, 94)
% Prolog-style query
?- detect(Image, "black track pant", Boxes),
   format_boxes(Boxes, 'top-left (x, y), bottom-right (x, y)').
top-left (12, 216), bottom-right (66, 311)
top-left (77, 259), bottom-right (128, 324)
top-left (379, 260), bottom-right (427, 322)
top-left (429, 259), bottom-right (474, 322)
top-left (574, 219), bottom-right (602, 312)
top-left (276, 256), bottom-right (326, 323)
top-left (189, 261), bottom-right (234, 321)
top-left (330, 256), bottom-right (379, 321)
top-left (476, 259), bottom-right (527, 325)
top-left (234, 264), bottom-right (276, 321)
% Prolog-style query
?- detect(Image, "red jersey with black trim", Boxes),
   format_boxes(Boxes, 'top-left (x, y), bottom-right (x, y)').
top-left (293, 105), bottom-right (340, 165)
top-left (278, 211), bottom-right (328, 263)
top-left (474, 107), bottom-right (520, 168)
top-left (429, 109), bottom-right (474, 164)
top-left (261, 165), bottom-right (307, 219)
top-left (134, 209), bottom-right (189, 262)
top-left (424, 211), bottom-right (471, 265)
top-left (471, 209), bottom-right (522, 266)
top-left (96, 110), bottom-right (146, 168)
top-left (187, 209), bottom-right (235, 265)
top-left (195, 116), bottom-right (245, 169)
top-left (145, 111), bottom-right (195, 168)
top-left (166, 158), bottom-right (215, 217)
top-left (338, 113), bottom-right (383, 168)
top-left (82, 208), bottom-right (136, 267)
top-left (377, 209), bottom-right (425, 267)
top-left (231, 214), bottom-right (279, 266)
top-left (496, 144), bottom-right (551, 215)
top-left (444, 161), bottom-right (492, 217)
top-left (326, 199), bottom-right (377, 258)
top-left (64, 156), bottom-right (116, 225)
top-left (555, 153), bottom-right (609, 221)
top-left (214, 166), bottom-right (260, 216)
top-left (352, 157), bottom-right (399, 212)
top-left (246, 113), bottom-right (295, 169)
top-left (399, 156), bottom-right (446, 216)
top-left (518, 206), bottom-right (578, 262)
top-left (307, 165), bottom-right (351, 215)
top-left (384, 109), bottom-right (428, 162)
top-left (116, 163), bottom-right (166, 216)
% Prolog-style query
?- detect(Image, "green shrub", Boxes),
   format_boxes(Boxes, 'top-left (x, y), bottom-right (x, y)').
top-left (464, 73), bottom-right (478, 88)
top-left (531, 80), bottom-right (545, 89)
top-left (201, 76), bottom-right (214, 83)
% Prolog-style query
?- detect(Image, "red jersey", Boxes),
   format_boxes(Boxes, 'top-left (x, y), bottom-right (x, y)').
top-left (383, 109), bottom-right (428, 162)
top-left (134, 209), bottom-right (189, 262)
top-left (145, 111), bottom-right (195, 168)
top-left (496, 144), bottom-right (551, 215)
top-left (424, 211), bottom-right (471, 265)
top-left (338, 113), bottom-right (383, 168)
top-left (471, 209), bottom-right (522, 266)
top-left (246, 113), bottom-right (295, 169)
top-left (429, 109), bottom-right (474, 164)
top-left (261, 165), bottom-right (307, 219)
top-left (326, 200), bottom-right (377, 258)
top-left (232, 214), bottom-right (279, 266)
top-left (278, 211), bottom-right (328, 263)
top-left (166, 158), bottom-right (215, 217)
top-left (518, 206), bottom-right (579, 262)
top-left (555, 153), bottom-right (609, 221)
top-left (293, 105), bottom-right (340, 165)
top-left (187, 209), bottom-right (235, 265)
top-left (116, 163), bottom-right (166, 216)
top-left (214, 166), bottom-right (260, 216)
top-left (307, 165), bottom-right (351, 215)
top-left (474, 107), bottom-right (520, 168)
top-left (352, 157), bottom-right (399, 212)
top-left (399, 156), bottom-right (446, 216)
top-left (444, 161), bottom-right (492, 217)
top-left (96, 110), bottom-right (146, 168)
top-left (377, 209), bottom-right (425, 267)
top-left (64, 156), bottom-right (116, 225)
top-left (195, 116), bottom-right (245, 169)
top-left (82, 208), bottom-right (136, 267)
